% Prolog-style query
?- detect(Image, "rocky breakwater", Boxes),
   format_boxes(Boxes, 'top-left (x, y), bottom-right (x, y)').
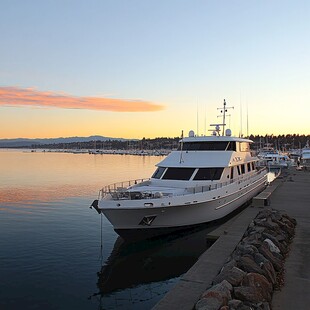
top-left (195, 209), bottom-right (296, 310)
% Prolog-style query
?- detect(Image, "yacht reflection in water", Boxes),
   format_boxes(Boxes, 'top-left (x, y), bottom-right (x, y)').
top-left (92, 204), bottom-right (250, 309)
top-left (96, 224), bottom-right (218, 296)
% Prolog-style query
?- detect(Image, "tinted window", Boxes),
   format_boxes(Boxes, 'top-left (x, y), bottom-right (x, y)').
top-left (152, 167), bottom-right (166, 179)
top-left (178, 141), bottom-right (236, 151)
top-left (193, 168), bottom-right (224, 181)
top-left (237, 165), bottom-right (241, 175)
top-left (226, 142), bottom-right (236, 151)
top-left (247, 163), bottom-right (251, 172)
top-left (162, 168), bottom-right (195, 180)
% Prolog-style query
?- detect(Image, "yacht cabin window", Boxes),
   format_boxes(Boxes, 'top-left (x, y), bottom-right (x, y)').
top-left (239, 142), bottom-right (250, 152)
top-left (251, 162), bottom-right (255, 170)
top-left (247, 163), bottom-right (251, 172)
top-left (237, 165), bottom-right (241, 175)
top-left (152, 167), bottom-right (166, 179)
top-left (230, 167), bottom-right (234, 179)
top-left (178, 141), bottom-right (236, 151)
top-left (162, 168), bottom-right (196, 180)
top-left (193, 168), bottom-right (224, 181)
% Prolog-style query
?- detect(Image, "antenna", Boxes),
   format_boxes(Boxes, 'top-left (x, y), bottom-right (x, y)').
top-left (179, 130), bottom-right (184, 164)
top-left (204, 105), bottom-right (207, 136)
top-left (246, 101), bottom-right (249, 138)
top-left (239, 95), bottom-right (243, 137)
top-left (217, 114), bottom-right (231, 128)
top-left (217, 99), bottom-right (234, 136)
top-left (197, 99), bottom-right (199, 136)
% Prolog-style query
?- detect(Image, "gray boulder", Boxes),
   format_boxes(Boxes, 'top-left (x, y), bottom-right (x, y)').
top-left (237, 255), bottom-right (265, 276)
top-left (258, 243), bottom-right (282, 271)
top-left (195, 280), bottom-right (233, 310)
top-left (242, 273), bottom-right (272, 302)
top-left (195, 297), bottom-right (223, 310)
top-left (213, 266), bottom-right (246, 286)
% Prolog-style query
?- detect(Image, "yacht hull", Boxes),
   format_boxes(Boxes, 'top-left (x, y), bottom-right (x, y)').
top-left (100, 173), bottom-right (267, 240)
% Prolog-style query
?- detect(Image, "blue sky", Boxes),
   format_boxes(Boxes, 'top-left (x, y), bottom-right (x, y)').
top-left (1, 0), bottom-right (309, 138)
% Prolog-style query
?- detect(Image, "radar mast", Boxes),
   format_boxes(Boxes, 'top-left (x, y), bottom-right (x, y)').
top-left (217, 99), bottom-right (234, 136)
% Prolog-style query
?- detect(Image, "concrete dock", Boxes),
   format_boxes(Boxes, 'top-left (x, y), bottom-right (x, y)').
top-left (153, 168), bottom-right (310, 309)
top-left (271, 169), bottom-right (310, 308)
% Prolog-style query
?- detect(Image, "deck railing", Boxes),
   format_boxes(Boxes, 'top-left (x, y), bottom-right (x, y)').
top-left (98, 168), bottom-right (267, 201)
top-left (98, 178), bottom-right (150, 199)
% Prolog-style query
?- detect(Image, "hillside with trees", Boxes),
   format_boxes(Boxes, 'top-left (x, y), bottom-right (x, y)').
top-left (26, 134), bottom-right (310, 151)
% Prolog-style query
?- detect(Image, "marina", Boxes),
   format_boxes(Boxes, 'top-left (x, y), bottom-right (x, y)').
top-left (2, 1), bottom-right (310, 309)
top-left (0, 145), bottom-right (309, 309)
top-left (30, 148), bottom-right (172, 157)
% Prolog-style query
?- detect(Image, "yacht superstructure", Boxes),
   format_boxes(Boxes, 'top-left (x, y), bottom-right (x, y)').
top-left (91, 120), bottom-right (268, 239)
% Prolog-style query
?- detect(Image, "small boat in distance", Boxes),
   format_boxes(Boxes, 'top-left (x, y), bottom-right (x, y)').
top-left (301, 141), bottom-right (310, 169)
top-left (91, 101), bottom-right (268, 240)
top-left (257, 150), bottom-right (293, 169)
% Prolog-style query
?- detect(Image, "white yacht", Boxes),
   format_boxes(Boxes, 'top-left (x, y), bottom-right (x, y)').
top-left (301, 142), bottom-right (310, 168)
top-left (257, 150), bottom-right (292, 169)
top-left (91, 129), bottom-right (268, 239)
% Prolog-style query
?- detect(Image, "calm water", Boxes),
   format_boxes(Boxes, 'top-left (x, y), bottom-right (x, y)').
top-left (0, 150), bottom-right (215, 310)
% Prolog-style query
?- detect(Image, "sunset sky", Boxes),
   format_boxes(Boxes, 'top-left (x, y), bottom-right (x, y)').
top-left (1, 0), bottom-right (309, 139)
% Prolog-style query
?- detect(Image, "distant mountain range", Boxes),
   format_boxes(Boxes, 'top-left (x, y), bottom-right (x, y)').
top-left (0, 135), bottom-right (129, 148)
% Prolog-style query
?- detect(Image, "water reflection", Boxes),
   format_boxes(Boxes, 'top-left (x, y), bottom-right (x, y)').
top-left (96, 224), bottom-right (218, 295)
top-left (91, 202), bottom-right (253, 309)
top-left (0, 150), bottom-right (160, 207)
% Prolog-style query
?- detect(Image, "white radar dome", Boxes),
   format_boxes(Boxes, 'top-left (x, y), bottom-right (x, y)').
top-left (225, 129), bottom-right (232, 136)
top-left (189, 130), bottom-right (195, 137)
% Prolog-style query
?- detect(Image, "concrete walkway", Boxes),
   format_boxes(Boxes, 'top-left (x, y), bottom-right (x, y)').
top-left (153, 168), bottom-right (310, 309)
top-left (271, 169), bottom-right (310, 308)
top-left (153, 205), bottom-right (261, 310)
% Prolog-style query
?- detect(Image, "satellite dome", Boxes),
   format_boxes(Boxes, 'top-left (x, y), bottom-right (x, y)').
top-left (225, 129), bottom-right (232, 136)
top-left (189, 130), bottom-right (195, 137)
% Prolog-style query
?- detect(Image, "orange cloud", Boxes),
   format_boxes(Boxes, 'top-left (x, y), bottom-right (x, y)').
top-left (0, 86), bottom-right (164, 112)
